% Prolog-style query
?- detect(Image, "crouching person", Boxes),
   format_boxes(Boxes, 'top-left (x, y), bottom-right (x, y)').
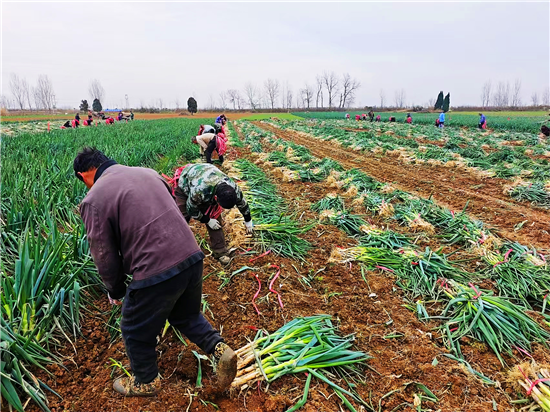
top-left (173, 163), bottom-right (254, 265)
top-left (74, 148), bottom-right (237, 397)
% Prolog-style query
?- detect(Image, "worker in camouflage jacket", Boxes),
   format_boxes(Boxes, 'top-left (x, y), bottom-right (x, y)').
top-left (174, 163), bottom-right (254, 264)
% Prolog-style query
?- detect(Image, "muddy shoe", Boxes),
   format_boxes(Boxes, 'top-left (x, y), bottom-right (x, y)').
top-left (213, 342), bottom-right (237, 391)
top-left (218, 255), bottom-right (232, 265)
top-left (113, 374), bottom-right (161, 397)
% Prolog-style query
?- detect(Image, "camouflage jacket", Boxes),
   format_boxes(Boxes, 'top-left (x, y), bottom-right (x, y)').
top-left (178, 163), bottom-right (251, 223)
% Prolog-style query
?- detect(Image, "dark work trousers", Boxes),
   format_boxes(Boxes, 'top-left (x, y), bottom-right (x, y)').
top-left (120, 260), bottom-right (223, 384)
top-left (173, 187), bottom-right (228, 257)
top-left (205, 138), bottom-right (224, 165)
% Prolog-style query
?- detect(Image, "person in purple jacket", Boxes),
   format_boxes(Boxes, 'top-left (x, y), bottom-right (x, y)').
top-left (74, 147), bottom-right (237, 397)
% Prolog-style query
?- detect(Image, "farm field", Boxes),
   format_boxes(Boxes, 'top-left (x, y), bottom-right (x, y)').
top-left (2, 117), bottom-right (550, 412)
top-left (293, 111), bottom-right (548, 133)
top-left (0, 111), bottom-right (257, 123)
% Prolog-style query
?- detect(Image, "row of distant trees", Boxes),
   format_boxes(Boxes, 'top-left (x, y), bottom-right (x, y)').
top-left (481, 79), bottom-right (550, 108)
top-left (3, 72), bottom-right (549, 111)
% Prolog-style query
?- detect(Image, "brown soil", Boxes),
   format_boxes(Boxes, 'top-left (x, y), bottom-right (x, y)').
top-left (29, 124), bottom-right (549, 412)
top-left (257, 122), bottom-right (550, 252)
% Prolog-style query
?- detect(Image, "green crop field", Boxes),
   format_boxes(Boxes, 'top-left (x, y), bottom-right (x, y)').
top-left (2, 115), bottom-right (550, 412)
top-left (292, 111), bottom-right (547, 133)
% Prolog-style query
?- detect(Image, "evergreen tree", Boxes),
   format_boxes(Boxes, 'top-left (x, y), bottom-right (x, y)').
top-left (92, 98), bottom-right (102, 112)
top-left (79, 99), bottom-right (89, 112)
top-left (187, 97), bottom-right (197, 115)
top-left (443, 93), bottom-right (451, 112)
top-left (434, 91), bottom-right (444, 110)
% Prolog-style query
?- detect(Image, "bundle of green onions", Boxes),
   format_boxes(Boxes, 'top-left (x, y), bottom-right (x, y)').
top-left (234, 159), bottom-right (312, 259)
top-left (484, 247), bottom-right (549, 310)
top-left (397, 248), bottom-right (472, 299)
top-left (439, 281), bottom-right (550, 365)
top-left (233, 315), bottom-right (371, 411)
top-left (311, 194), bottom-right (345, 212)
top-left (510, 362), bottom-right (550, 412)
top-left (357, 227), bottom-right (410, 249)
top-left (509, 182), bottom-right (550, 208)
top-left (323, 211), bottom-right (369, 236)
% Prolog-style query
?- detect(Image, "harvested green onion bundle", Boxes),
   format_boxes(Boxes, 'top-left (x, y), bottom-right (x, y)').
top-left (357, 227), bottom-right (410, 249)
top-left (509, 362), bottom-right (550, 412)
top-left (484, 247), bottom-right (549, 309)
top-left (311, 194), bottom-right (345, 212)
top-left (440, 281), bottom-right (550, 366)
top-left (234, 159), bottom-right (312, 259)
top-left (322, 211), bottom-right (369, 236)
top-left (509, 182), bottom-right (550, 208)
top-left (233, 315), bottom-right (371, 411)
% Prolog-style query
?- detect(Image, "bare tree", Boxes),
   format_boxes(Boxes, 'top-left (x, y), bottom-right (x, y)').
top-left (511, 79), bottom-right (522, 107)
top-left (315, 76), bottom-right (324, 108)
top-left (175, 99), bottom-right (180, 109)
top-left (493, 81), bottom-right (510, 107)
top-left (285, 84), bottom-right (293, 110)
top-left (427, 97), bottom-right (435, 108)
top-left (264, 78), bottom-right (280, 110)
top-left (531, 92), bottom-right (539, 106)
top-left (481, 80), bottom-right (491, 107)
top-left (219, 91), bottom-right (227, 110)
top-left (379, 89), bottom-right (385, 108)
top-left (244, 82), bottom-right (259, 110)
top-left (227, 89), bottom-right (241, 110)
top-left (542, 87), bottom-right (550, 105)
top-left (157, 98), bottom-right (164, 109)
top-left (33, 75), bottom-right (56, 110)
top-left (394, 89), bottom-right (406, 108)
top-left (300, 84), bottom-right (314, 109)
top-left (9, 74), bottom-right (27, 110)
top-left (340, 73), bottom-right (361, 108)
top-left (89, 79), bottom-right (105, 103)
top-left (322, 71), bottom-right (339, 108)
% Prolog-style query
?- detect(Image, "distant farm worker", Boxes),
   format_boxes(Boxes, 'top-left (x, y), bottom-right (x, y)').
top-left (345, 113), bottom-right (350, 120)
top-left (130, 111), bottom-right (135, 120)
top-left (83, 111), bottom-right (94, 126)
top-left (198, 124), bottom-right (216, 135)
top-left (438, 111), bottom-right (445, 128)
top-left (361, 113), bottom-right (367, 120)
top-left (389, 116), bottom-right (396, 122)
top-left (215, 114), bottom-right (227, 126)
top-left (74, 113), bottom-right (81, 128)
top-left (368, 110), bottom-right (375, 122)
top-left (192, 132), bottom-right (228, 165)
top-left (105, 116), bottom-right (115, 125)
top-left (541, 114), bottom-right (550, 137)
top-left (375, 114), bottom-right (381, 122)
top-left (74, 147), bottom-right (237, 397)
top-left (355, 114), bottom-right (361, 121)
top-left (478, 113), bottom-right (487, 129)
top-left (172, 163), bottom-right (254, 265)
top-left (117, 111), bottom-right (124, 121)
top-left (406, 113), bottom-right (412, 124)
top-left (61, 120), bottom-right (71, 129)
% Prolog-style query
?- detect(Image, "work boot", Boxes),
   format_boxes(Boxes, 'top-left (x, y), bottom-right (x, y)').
top-left (113, 374), bottom-right (161, 397)
top-left (213, 342), bottom-right (237, 391)
top-left (218, 255), bottom-right (231, 265)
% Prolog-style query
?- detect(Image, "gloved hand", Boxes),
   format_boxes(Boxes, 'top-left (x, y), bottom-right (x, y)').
top-left (207, 218), bottom-right (221, 230)
top-left (108, 293), bottom-right (122, 306)
top-left (245, 220), bottom-right (254, 234)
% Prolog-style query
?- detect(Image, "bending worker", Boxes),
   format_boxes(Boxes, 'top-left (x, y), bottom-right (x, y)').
top-left (173, 163), bottom-right (254, 265)
top-left (192, 132), bottom-right (227, 165)
top-left (74, 148), bottom-right (237, 397)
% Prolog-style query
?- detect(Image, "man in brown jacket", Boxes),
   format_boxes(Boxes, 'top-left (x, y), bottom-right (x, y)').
top-left (74, 147), bottom-right (237, 397)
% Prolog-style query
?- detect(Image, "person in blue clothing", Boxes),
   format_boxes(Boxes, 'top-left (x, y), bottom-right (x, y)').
top-left (478, 113), bottom-right (487, 129)
top-left (215, 114), bottom-right (227, 128)
top-left (438, 111), bottom-right (445, 128)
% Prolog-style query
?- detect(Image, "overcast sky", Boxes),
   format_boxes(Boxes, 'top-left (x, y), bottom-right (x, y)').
top-left (2, 1), bottom-right (549, 110)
